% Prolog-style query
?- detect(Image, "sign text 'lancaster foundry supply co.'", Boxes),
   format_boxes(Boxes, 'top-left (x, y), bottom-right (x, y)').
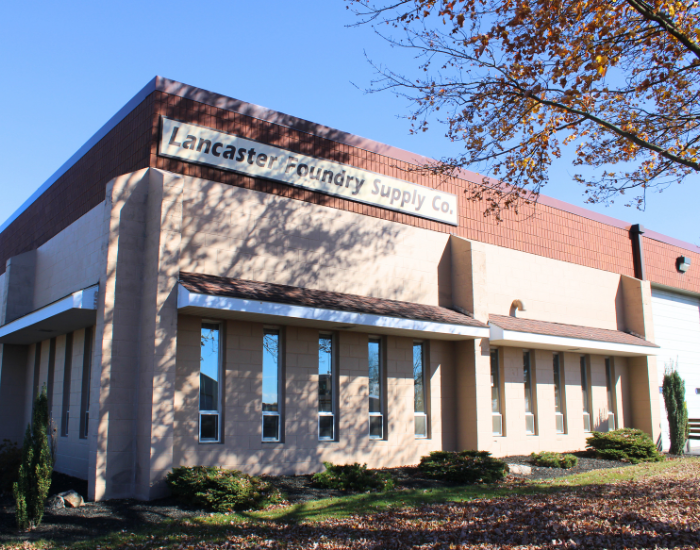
top-left (158, 117), bottom-right (458, 226)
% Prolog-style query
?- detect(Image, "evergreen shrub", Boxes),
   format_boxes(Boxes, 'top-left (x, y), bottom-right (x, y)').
top-left (586, 428), bottom-right (664, 464)
top-left (166, 466), bottom-right (281, 512)
top-left (312, 462), bottom-right (395, 492)
top-left (418, 450), bottom-right (507, 484)
top-left (530, 451), bottom-right (578, 469)
top-left (13, 388), bottom-right (53, 530)
top-left (663, 368), bottom-right (689, 455)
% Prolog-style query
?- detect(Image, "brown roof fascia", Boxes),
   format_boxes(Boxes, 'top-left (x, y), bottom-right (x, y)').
top-left (489, 313), bottom-right (658, 348)
top-left (179, 272), bottom-right (487, 329)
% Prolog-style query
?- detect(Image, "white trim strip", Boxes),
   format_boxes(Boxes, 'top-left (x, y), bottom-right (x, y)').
top-left (178, 285), bottom-right (489, 338)
top-left (0, 285), bottom-right (99, 339)
top-left (489, 323), bottom-right (659, 356)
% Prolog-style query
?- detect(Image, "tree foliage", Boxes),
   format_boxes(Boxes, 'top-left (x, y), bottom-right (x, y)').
top-left (663, 364), bottom-right (689, 455)
top-left (13, 388), bottom-right (53, 530)
top-left (347, 0), bottom-right (700, 217)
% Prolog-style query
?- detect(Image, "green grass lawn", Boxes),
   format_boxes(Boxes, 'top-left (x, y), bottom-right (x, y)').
top-left (7, 457), bottom-right (699, 550)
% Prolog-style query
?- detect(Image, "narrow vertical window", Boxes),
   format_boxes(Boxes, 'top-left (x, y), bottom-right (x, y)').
top-left (605, 358), bottom-right (616, 431)
top-left (46, 338), bottom-right (57, 416)
top-left (581, 356), bottom-right (592, 432)
top-left (199, 323), bottom-right (221, 443)
top-left (262, 330), bottom-right (281, 442)
top-left (413, 342), bottom-right (428, 438)
top-left (61, 333), bottom-right (73, 437)
top-left (79, 327), bottom-right (93, 439)
top-left (491, 348), bottom-right (502, 435)
top-left (553, 353), bottom-right (566, 434)
top-left (523, 351), bottom-right (536, 435)
top-left (368, 338), bottom-right (383, 439)
top-left (318, 335), bottom-right (334, 440)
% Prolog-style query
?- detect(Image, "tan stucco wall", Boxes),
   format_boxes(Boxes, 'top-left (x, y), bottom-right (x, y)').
top-left (34, 206), bottom-right (105, 310)
top-left (178, 176), bottom-right (452, 307)
top-left (15, 332), bottom-right (92, 478)
top-left (483, 243), bottom-right (625, 330)
top-left (50, 329), bottom-right (91, 480)
top-left (483, 348), bottom-right (632, 456)
top-left (174, 315), bottom-right (452, 474)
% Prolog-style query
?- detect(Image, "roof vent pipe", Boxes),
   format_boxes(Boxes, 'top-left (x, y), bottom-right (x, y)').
top-left (510, 299), bottom-right (526, 317)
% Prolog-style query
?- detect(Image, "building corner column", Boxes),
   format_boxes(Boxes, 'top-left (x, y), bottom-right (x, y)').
top-left (620, 275), bottom-right (661, 444)
top-left (88, 167), bottom-right (183, 502)
top-left (135, 168), bottom-right (183, 500)
top-left (450, 236), bottom-right (491, 452)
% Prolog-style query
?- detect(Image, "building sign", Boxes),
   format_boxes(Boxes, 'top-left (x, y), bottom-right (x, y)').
top-left (158, 117), bottom-right (458, 226)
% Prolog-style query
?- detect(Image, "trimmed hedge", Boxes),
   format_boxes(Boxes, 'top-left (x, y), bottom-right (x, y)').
top-left (312, 462), bottom-right (395, 492)
top-left (586, 429), bottom-right (664, 464)
top-left (530, 451), bottom-right (578, 469)
top-left (166, 466), bottom-right (282, 512)
top-left (419, 450), bottom-right (507, 484)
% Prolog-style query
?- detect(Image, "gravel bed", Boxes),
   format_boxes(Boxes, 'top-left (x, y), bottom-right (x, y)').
top-left (502, 451), bottom-right (635, 480)
top-left (0, 452), bottom-right (633, 544)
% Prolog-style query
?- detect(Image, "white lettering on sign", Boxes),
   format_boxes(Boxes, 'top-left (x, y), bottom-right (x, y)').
top-left (158, 117), bottom-right (458, 226)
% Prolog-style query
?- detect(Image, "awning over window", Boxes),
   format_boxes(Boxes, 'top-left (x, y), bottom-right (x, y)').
top-left (489, 314), bottom-right (659, 357)
top-left (0, 285), bottom-right (99, 345)
top-left (177, 272), bottom-right (489, 340)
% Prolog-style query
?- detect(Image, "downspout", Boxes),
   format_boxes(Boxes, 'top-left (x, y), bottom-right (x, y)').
top-left (630, 224), bottom-right (647, 280)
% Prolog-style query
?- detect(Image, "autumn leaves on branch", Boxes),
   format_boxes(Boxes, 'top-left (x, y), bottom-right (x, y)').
top-left (348, 0), bottom-right (700, 217)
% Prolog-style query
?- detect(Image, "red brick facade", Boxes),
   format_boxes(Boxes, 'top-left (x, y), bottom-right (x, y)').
top-left (1, 86), bottom-right (697, 295)
top-left (645, 236), bottom-right (700, 293)
top-left (0, 94), bottom-right (155, 275)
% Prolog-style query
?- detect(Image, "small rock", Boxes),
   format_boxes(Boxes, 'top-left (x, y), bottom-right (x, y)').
top-left (58, 489), bottom-right (84, 508)
top-left (507, 463), bottom-right (532, 475)
top-left (46, 495), bottom-right (65, 510)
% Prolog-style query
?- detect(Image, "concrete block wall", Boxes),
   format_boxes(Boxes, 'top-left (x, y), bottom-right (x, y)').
top-left (483, 242), bottom-right (625, 330)
top-left (48, 329), bottom-right (91, 479)
top-left (483, 348), bottom-right (632, 456)
top-left (34, 207), bottom-right (105, 310)
top-left (173, 315), bottom-right (450, 475)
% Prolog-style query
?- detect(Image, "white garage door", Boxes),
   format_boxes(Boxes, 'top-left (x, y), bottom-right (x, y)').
top-left (651, 287), bottom-right (700, 451)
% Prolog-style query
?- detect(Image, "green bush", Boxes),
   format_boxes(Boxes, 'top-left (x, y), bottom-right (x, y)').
top-left (166, 466), bottom-right (282, 512)
top-left (312, 462), bottom-right (395, 492)
top-left (663, 368), bottom-right (688, 455)
top-left (13, 388), bottom-right (53, 530)
top-left (530, 451), bottom-right (579, 469)
top-left (586, 428), bottom-right (664, 464)
top-left (0, 439), bottom-right (22, 495)
top-left (419, 450), bottom-right (507, 484)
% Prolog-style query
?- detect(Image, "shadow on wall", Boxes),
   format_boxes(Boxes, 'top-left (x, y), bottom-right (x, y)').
top-left (179, 174), bottom-right (452, 306)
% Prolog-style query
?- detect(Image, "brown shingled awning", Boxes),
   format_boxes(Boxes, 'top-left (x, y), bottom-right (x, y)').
top-left (488, 314), bottom-right (659, 357)
top-left (177, 272), bottom-right (489, 340)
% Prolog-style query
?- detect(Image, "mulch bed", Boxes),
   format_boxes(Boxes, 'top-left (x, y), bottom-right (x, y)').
top-left (0, 452), bottom-right (633, 544)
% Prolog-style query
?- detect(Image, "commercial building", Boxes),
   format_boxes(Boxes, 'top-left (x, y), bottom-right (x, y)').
top-left (0, 77), bottom-right (697, 502)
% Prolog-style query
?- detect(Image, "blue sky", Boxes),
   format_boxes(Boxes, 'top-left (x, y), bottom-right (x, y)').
top-left (1, 0), bottom-right (698, 244)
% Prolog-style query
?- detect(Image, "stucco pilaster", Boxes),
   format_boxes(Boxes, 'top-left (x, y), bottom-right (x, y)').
top-left (620, 275), bottom-right (661, 443)
top-left (451, 236), bottom-right (491, 451)
top-left (89, 168), bottom-right (183, 501)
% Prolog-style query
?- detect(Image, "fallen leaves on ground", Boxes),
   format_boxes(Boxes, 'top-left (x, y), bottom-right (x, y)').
top-left (8, 462), bottom-right (700, 549)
